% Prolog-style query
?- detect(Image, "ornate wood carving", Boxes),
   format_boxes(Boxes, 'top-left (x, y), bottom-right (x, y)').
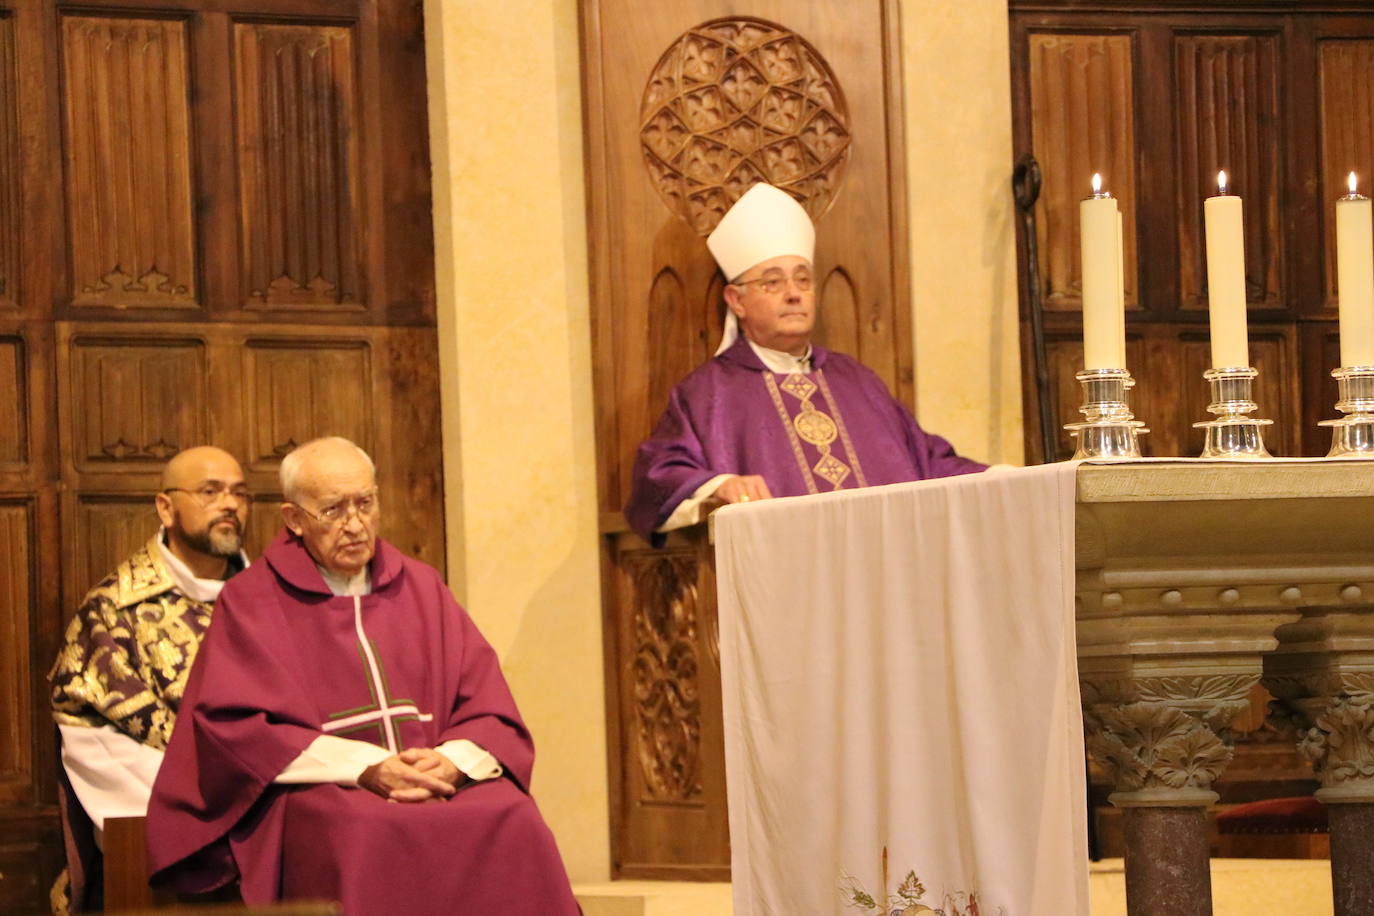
top-left (1174, 33), bottom-right (1283, 312)
top-left (61, 15), bottom-right (197, 308)
top-left (0, 335), bottom-right (25, 465)
top-left (0, 501), bottom-right (32, 800)
top-left (0, 14), bottom-right (18, 308)
top-left (235, 22), bottom-right (362, 308)
top-left (641, 18), bottom-right (850, 236)
top-left (627, 550), bottom-right (704, 803)
top-left (1028, 32), bottom-right (1138, 313)
top-left (1319, 39), bottom-right (1374, 310)
top-left (66, 337), bottom-right (206, 470)
top-left (242, 338), bottom-right (371, 468)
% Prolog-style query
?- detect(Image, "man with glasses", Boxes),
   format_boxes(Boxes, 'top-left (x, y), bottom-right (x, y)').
top-left (146, 436), bottom-right (580, 914)
top-left (626, 182), bottom-right (987, 545)
top-left (50, 445), bottom-right (251, 912)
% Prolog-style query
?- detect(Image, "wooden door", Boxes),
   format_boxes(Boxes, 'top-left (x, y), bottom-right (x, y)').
top-left (582, 0), bottom-right (910, 879)
top-left (1008, 1), bottom-right (1374, 853)
top-left (1010, 5), bottom-right (1374, 464)
top-left (0, 2), bottom-right (439, 911)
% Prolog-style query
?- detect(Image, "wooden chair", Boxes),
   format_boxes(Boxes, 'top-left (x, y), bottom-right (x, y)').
top-left (102, 816), bottom-right (338, 914)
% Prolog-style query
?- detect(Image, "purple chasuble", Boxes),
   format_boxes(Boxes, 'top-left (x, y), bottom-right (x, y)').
top-left (625, 336), bottom-right (987, 542)
top-left (146, 530), bottom-right (579, 915)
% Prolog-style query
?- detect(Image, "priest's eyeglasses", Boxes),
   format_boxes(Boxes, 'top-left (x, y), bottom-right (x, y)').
top-left (294, 491), bottom-right (380, 528)
top-left (163, 482), bottom-right (253, 508)
top-left (731, 270), bottom-right (814, 296)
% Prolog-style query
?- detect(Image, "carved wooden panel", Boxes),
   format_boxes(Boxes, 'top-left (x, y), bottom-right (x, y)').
top-left (0, 501), bottom-right (33, 801)
top-left (1319, 39), bottom-right (1374, 310)
top-left (626, 550), bottom-right (704, 804)
top-left (1301, 321), bottom-right (1342, 457)
top-left (0, 14), bottom-right (18, 308)
top-left (70, 497), bottom-right (159, 622)
top-left (65, 336), bottom-right (207, 471)
top-left (242, 338), bottom-right (372, 469)
top-left (1174, 33), bottom-right (1283, 312)
top-left (0, 835), bottom-right (61, 916)
top-left (610, 529), bottom-right (727, 876)
top-left (640, 17), bottom-right (851, 235)
top-left (1176, 331), bottom-right (1297, 456)
top-left (246, 495), bottom-right (284, 556)
top-left (0, 335), bottom-right (26, 465)
top-left (1028, 32), bottom-right (1138, 312)
top-left (235, 22), bottom-right (363, 309)
top-left (61, 15), bottom-right (197, 308)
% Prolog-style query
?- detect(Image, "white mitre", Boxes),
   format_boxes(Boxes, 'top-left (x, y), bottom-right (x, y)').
top-left (707, 183), bottom-right (816, 355)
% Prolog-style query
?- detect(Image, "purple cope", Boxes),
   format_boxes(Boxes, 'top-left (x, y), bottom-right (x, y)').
top-left (625, 336), bottom-right (986, 544)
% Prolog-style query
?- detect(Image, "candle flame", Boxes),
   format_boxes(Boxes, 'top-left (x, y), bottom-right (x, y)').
top-left (1091, 173), bottom-right (1102, 194)
top-left (1217, 170), bottom-right (1228, 194)
top-left (1350, 171), bottom-right (1359, 195)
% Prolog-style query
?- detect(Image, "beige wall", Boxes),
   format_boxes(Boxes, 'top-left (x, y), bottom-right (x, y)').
top-left (423, 0), bottom-right (610, 883)
top-left (903, 0), bottom-right (1026, 465)
top-left (423, 0), bottom-right (1023, 887)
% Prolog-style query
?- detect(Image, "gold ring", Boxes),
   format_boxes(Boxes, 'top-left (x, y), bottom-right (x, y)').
top-left (738, 495), bottom-right (751, 503)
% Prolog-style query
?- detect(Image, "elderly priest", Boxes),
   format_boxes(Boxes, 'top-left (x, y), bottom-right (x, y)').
top-left (146, 437), bottom-right (580, 914)
top-left (626, 182), bottom-right (986, 543)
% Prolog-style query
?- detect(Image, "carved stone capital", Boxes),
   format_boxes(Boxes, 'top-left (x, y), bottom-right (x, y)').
top-left (1289, 695), bottom-right (1374, 802)
top-left (1081, 674), bottom-right (1257, 806)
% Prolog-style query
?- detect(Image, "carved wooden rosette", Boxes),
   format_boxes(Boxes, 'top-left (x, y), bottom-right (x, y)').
top-left (639, 17), bottom-right (850, 235)
top-left (1265, 601), bottom-right (1374, 803)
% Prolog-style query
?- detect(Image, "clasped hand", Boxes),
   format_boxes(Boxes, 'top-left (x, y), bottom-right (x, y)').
top-left (359, 747), bottom-right (468, 803)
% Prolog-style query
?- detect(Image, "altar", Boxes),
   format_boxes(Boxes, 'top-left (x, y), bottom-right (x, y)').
top-left (712, 458), bottom-right (1374, 916)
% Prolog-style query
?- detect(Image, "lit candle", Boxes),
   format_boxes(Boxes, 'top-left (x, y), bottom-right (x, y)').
top-left (1116, 208), bottom-right (1127, 367)
top-left (1080, 173), bottom-right (1126, 369)
top-left (1203, 170), bottom-right (1250, 369)
top-left (1336, 171), bottom-right (1374, 366)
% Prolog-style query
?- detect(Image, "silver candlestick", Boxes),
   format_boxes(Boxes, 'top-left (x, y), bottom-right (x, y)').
top-left (1063, 368), bottom-right (1147, 459)
top-left (1318, 366), bottom-right (1374, 458)
top-left (1193, 366), bottom-right (1273, 458)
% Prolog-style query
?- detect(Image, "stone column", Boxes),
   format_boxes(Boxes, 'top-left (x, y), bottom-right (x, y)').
top-left (1265, 586), bottom-right (1374, 916)
top-left (1079, 663), bottom-right (1276, 916)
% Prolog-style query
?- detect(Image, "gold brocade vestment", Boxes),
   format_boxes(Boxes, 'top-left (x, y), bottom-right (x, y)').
top-left (51, 534), bottom-right (217, 749)
top-left (763, 369), bottom-right (869, 493)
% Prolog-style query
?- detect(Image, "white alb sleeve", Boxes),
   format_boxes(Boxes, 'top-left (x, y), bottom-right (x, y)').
top-left (656, 474), bottom-right (734, 532)
top-left (434, 739), bottom-right (503, 781)
top-left (59, 723), bottom-right (165, 833)
top-left (274, 734), bottom-right (392, 786)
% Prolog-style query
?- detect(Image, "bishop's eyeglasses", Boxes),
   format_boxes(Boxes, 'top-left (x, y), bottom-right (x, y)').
top-left (293, 491), bottom-right (380, 528)
top-left (162, 482), bottom-right (253, 508)
top-left (730, 269), bottom-right (815, 296)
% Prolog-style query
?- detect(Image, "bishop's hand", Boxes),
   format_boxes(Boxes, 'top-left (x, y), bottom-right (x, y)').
top-left (713, 475), bottom-right (773, 504)
top-left (359, 751), bottom-right (460, 803)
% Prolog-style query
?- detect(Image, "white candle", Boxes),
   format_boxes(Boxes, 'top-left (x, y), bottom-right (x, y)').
top-left (1336, 171), bottom-right (1374, 366)
top-left (1204, 170), bottom-right (1250, 369)
top-left (1080, 173), bottom-right (1126, 369)
top-left (1116, 208), bottom-right (1127, 368)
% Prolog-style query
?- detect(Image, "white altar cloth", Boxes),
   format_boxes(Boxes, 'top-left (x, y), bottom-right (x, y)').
top-left (714, 462), bottom-right (1089, 916)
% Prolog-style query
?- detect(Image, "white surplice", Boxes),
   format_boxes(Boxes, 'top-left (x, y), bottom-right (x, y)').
top-left (714, 462), bottom-right (1089, 916)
